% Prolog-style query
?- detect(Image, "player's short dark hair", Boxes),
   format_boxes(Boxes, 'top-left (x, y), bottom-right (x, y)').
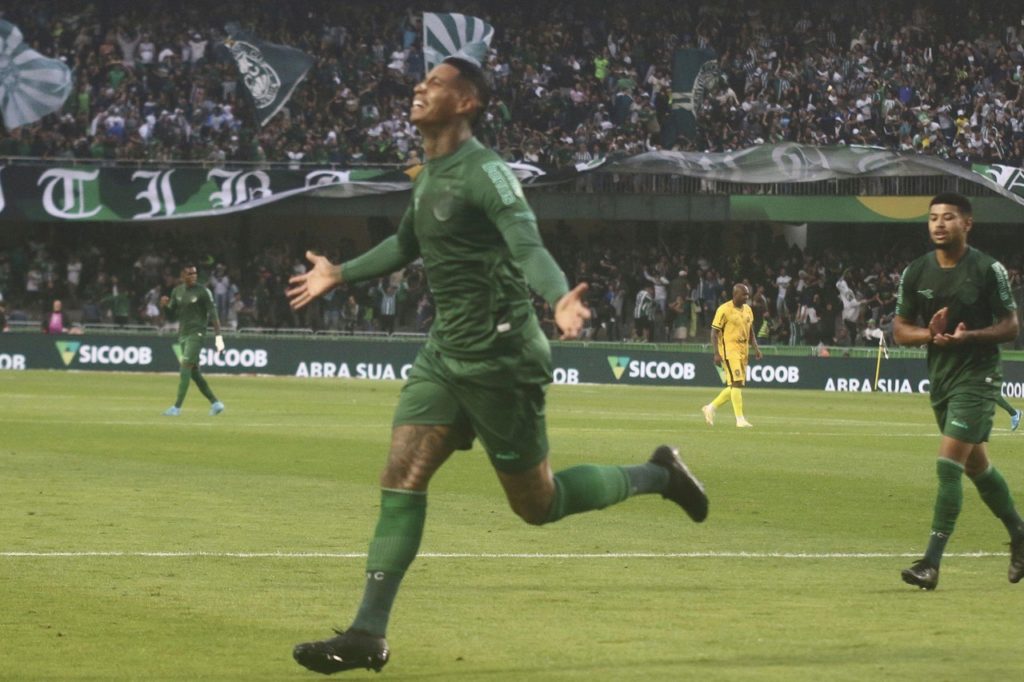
top-left (929, 192), bottom-right (972, 216)
top-left (442, 56), bottom-right (490, 124)
top-left (180, 262), bottom-right (198, 273)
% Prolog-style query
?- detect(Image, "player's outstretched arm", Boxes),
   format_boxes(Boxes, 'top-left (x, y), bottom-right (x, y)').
top-left (287, 251), bottom-right (344, 310)
top-left (554, 283), bottom-right (592, 340)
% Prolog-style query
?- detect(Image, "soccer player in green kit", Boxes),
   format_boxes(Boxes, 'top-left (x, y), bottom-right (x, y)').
top-left (160, 263), bottom-right (225, 417)
top-left (287, 57), bottom-right (709, 675)
top-left (894, 193), bottom-right (1024, 590)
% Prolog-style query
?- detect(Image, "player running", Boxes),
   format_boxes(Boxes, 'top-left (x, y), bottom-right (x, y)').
top-left (286, 57), bottom-right (708, 674)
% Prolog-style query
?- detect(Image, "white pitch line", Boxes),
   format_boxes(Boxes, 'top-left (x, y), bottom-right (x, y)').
top-left (0, 550), bottom-right (1006, 559)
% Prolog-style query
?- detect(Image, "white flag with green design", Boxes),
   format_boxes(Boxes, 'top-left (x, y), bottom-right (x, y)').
top-left (0, 20), bottom-right (73, 129)
top-left (423, 13), bottom-right (494, 70)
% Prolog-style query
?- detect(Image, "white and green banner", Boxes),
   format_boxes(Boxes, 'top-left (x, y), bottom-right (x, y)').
top-left (607, 144), bottom-right (1024, 209)
top-left (0, 145), bottom-right (1020, 223)
top-left (0, 20), bottom-right (73, 129)
top-left (423, 12), bottom-right (494, 69)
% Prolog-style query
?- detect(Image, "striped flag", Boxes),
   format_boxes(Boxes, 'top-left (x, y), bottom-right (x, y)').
top-left (423, 13), bottom-right (494, 70)
top-left (0, 21), bottom-right (73, 129)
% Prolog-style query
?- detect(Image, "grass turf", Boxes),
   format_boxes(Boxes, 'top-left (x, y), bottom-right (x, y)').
top-left (2, 370), bottom-right (1023, 680)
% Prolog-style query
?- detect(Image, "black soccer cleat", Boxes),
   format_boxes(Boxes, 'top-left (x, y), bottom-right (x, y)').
top-left (649, 445), bottom-right (708, 523)
top-left (901, 559), bottom-right (939, 590)
top-left (1010, 534), bottom-right (1024, 584)
top-left (293, 628), bottom-right (389, 675)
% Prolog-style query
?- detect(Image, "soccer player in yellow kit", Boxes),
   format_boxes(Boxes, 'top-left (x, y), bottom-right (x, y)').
top-left (702, 283), bottom-right (762, 427)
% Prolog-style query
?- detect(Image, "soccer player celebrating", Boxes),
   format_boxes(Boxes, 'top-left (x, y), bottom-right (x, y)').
top-left (160, 263), bottom-right (225, 417)
top-left (894, 193), bottom-right (1024, 590)
top-left (286, 57), bottom-right (708, 675)
top-left (702, 283), bottom-right (762, 428)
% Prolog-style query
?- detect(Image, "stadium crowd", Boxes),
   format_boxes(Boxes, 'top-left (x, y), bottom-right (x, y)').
top-left (3, 220), bottom-right (1024, 349)
top-left (0, 0), bottom-right (1023, 167)
top-left (3, 0), bottom-right (1024, 348)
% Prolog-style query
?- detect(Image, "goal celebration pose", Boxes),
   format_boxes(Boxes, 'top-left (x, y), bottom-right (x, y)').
top-left (286, 57), bottom-right (708, 674)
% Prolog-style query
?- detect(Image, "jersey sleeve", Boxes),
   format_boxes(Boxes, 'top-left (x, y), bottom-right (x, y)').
top-left (711, 303), bottom-right (726, 331)
top-left (894, 265), bottom-right (917, 320)
top-left (341, 207), bottom-right (420, 283)
top-left (472, 157), bottom-right (568, 306)
top-left (987, 260), bottom-right (1017, 316)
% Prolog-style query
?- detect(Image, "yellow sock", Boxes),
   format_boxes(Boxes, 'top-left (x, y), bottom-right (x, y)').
top-left (730, 387), bottom-right (744, 418)
top-left (711, 387), bottom-right (731, 408)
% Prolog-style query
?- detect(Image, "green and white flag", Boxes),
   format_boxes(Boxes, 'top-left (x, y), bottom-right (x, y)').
top-left (0, 20), bottom-right (73, 129)
top-left (224, 23), bottom-right (314, 127)
top-left (423, 12), bottom-right (494, 69)
top-left (661, 48), bottom-right (718, 147)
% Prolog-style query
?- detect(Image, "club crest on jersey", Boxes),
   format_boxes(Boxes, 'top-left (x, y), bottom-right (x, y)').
top-left (432, 191), bottom-right (455, 221)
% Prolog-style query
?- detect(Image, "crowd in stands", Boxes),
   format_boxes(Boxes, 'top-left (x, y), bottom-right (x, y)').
top-left (1, 0), bottom-right (1023, 167)
top-left (3, 0), bottom-right (1024, 348)
top-left (4, 220), bottom-right (1024, 350)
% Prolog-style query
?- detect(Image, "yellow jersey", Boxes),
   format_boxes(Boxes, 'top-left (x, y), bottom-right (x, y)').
top-left (711, 301), bottom-right (754, 360)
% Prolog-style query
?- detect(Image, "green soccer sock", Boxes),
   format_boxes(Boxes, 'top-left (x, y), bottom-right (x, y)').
top-left (622, 462), bottom-right (670, 496)
top-left (924, 458), bottom-right (964, 566)
top-left (970, 465), bottom-right (1024, 538)
top-left (544, 465), bottom-right (630, 524)
top-left (351, 489), bottom-right (427, 636)
top-left (995, 395), bottom-right (1016, 417)
top-left (190, 367), bottom-right (218, 403)
top-left (174, 366), bottom-right (191, 408)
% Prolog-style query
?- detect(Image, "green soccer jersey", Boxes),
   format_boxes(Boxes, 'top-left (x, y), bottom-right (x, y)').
top-left (165, 284), bottom-right (218, 337)
top-left (895, 246), bottom-right (1016, 400)
top-left (343, 138), bottom-right (569, 359)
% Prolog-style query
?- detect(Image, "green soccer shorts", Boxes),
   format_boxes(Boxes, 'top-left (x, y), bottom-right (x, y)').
top-left (932, 391), bottom-right (996, 444)
top-left (178, 334), bottom-right (205, 366)
top-left (393, 328), bottom-right (553, 474)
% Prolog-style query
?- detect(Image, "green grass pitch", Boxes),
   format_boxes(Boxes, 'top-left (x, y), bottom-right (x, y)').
top-left (2, 370), bottom-right (1023, 680)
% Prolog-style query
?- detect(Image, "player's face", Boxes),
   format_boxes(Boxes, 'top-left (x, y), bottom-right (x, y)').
top-left (410, 63), bottom-right (473, 126)
top-left (732, 285), bottom-right (749, 306)
top-left (928, 204), bottom-right (972, 251)
top-left (182, 267), bottom-right (198, 286)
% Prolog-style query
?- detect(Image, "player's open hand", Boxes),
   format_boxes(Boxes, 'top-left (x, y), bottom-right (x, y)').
top-left (286, 251), bottom-right (342, 310)
top-left (554, 283), bottom-right (592, 340)
top-left (928, 306), bottom-right (949, 338)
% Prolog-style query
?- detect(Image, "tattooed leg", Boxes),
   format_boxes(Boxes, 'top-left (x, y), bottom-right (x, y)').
top-left (381, 424), bottom-right (456, 490)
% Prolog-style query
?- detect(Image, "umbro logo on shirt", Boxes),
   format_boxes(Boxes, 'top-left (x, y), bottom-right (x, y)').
top-left (917, 289), bottom-right (934, 299)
